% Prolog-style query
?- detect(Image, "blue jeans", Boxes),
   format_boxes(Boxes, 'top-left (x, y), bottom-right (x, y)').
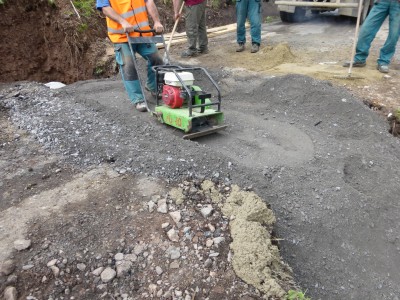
top-left (236, 0), bottom-right (262, 45)
top-left (355, 0), bottom-right (400, 66)
top-left (114, 43), bottom-right (162, 104)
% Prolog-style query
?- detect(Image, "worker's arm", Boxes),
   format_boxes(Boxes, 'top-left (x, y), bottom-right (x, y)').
top-left (145, 0), bottom-right (164, 33)
top-left (101, 6), bottom-right (136, 32)
top-left (173, 0), bottom-right (183, 21)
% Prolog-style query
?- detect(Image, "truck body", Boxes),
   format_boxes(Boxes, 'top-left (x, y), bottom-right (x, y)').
top-left (274, 0), bottom-right (374, 23)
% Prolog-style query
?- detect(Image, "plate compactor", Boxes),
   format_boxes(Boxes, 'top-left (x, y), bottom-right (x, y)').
top-left (126, 31), bottom-right (227, 139)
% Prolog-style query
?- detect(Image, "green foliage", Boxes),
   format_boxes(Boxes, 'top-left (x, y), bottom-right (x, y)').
top-left (265, 16), bottom-right (278, 23)
top-left (395, 108), bottom-right (400, 121)
top-left (286, 290), bottom-right (311, 300)
top-left (209, 0), bottom-right (223, 8)
top-left (0, 0), bottom-right (5, 5)
top-left (94, 66), bottom-right (104, 76)
top-left (73, 0), bottom-right (96, 17)
top-left (77, 22), bottom-right (89, 33)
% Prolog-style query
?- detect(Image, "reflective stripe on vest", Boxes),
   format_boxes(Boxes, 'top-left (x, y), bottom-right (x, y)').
top-left (107, 0), bottom-right (152, 43)
top-left (107, 20), bottom-right (150, 34)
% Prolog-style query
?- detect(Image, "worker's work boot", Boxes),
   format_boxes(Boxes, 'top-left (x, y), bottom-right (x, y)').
top-left (377, 64), bottom-right (389, 73)
top-left (236, 43), bottom-right (245, 52)
top-left (251, 43), bottom-right (260, 53)
top-left (135, 102), bottom-right (147, 112)
top-left (197, 48), bottom-right (209, 54)
top-left (181, 49), bottom-right (198, 58)
top-left (342, 61), bottom-right (366, 68)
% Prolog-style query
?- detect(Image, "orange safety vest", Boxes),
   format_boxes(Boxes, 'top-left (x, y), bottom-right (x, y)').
top-left (107, 0), bottom-right (152, 43)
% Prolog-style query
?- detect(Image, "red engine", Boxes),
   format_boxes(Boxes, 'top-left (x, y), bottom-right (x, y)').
top-left (162, 85), bottom-right (185, 108)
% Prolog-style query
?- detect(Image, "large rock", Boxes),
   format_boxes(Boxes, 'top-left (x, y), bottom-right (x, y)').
top-left (116, 260), bottom-right (132, 278)
top-left (0, 260), bottom-right (15, 276)
top-left (13, 239), bottom-right (31, 251)
top-left (100, 267), bottom-right (116, 283)
top-left (4, 286), bottom-right (17, 300)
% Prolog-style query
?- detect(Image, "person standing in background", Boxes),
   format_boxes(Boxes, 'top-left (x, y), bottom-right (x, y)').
top-left (343, 0), bottom-right (400, 73)
top-left (236, 0), bottom-right (262, 53)
top-left (173, 0), bottom-right (209, 57)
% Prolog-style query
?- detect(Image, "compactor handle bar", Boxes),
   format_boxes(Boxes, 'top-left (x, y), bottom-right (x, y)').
top-left (130, 28), bottom-right (162, 34)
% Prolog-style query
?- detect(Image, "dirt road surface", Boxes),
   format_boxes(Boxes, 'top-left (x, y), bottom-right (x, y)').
top-left (1, 14), bottom-right (400, 300)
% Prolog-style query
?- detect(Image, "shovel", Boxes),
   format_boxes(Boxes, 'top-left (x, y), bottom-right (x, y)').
top-left (163, 1), bottom-right (185, 64)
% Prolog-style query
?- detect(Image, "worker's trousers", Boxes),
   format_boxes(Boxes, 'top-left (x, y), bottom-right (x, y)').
top-left (185, 0), bottom-right (208, 53)
top-left (355, 0), bottom-right (400, 66)
top-left (114, 42), bottom-right (162, 104)
top-left (236, 0), bottom-right (262, 45)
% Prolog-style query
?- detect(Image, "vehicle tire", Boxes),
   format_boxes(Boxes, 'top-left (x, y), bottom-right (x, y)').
top-left (359, 0), bottom-right (371, 24)
top-left (280, 7), bottom-right (306, 23)
top-left (280, 11), bottom-right (290, 22)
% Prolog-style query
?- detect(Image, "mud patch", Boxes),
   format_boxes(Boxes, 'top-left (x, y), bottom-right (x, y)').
top-left (0, 167), bottom-right (119, 262)
top-left (1, 174), bottom-right (295, 299)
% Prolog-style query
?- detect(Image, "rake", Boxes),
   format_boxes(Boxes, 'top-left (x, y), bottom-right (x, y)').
top-left (334, 0), bottom-right (365, 80)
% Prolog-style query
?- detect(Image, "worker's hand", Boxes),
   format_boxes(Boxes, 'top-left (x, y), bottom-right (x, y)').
top-left (174, 12), bottom-right (182, 21)
top-left (153, 21), bottom-right (164, 33)
top-left (121, 20), bottom-right (135, 32)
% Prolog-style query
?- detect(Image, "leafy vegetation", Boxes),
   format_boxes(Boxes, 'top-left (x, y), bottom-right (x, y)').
top-left (77, 23), bottom-right (88, 32)
top-left (73, 0), bottom-right (96, 17)
top-left (395, 108), bottom-right (400, 121)
top-left (286, 290), bottom-right (311, 300)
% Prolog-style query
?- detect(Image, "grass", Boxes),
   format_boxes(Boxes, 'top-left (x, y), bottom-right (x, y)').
top-left (73, 0), bottom-right (96, 18)
top-left (265, 16), bottom-right (279, 23)
top-left (77, 23), bottom-right (88, 33)
top-left (286, 290), bottom-right (311, 300)
top-left (395, 108), bottom-right (400, 121)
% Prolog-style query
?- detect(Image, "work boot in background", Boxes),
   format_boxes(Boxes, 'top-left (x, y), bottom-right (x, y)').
top-left (181, 49), bottom-right (198, 58)
top-left (251, 43), bottom-right (259, 53)
top-left (197, 47), bottom-right (209, 54)
top-left (236, 43), bottom-right (245, 52)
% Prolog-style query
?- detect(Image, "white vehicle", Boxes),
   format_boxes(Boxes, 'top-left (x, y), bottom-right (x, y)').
top-left (274, 0), bottom-right (373, 23)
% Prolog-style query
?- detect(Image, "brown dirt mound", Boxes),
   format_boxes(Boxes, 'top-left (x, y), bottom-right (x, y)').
top-left (0, 0), bottom-right (239, 84)
top-left (0, 0), bottom-right (108, 84)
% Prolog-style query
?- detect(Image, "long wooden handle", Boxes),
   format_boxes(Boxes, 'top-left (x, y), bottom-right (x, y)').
top-left (167, 2), bottom-right (185, 52)
top-left (348, 0), bottom-right (364, 75)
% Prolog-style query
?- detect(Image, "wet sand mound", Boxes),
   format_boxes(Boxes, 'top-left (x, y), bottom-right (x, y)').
top-left (222, 185), bottom-right (294, 298)
top-left (259, 43), bottom-right (296, 69)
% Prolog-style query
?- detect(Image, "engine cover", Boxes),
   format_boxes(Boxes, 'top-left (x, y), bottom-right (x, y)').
top-left (162, 85), bottom-right (184, 108)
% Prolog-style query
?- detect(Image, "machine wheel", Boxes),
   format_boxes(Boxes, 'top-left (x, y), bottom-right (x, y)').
top-left (279, 7), bottom-right (306, 23)
top-left (359, 0), bottom-right (371, 24)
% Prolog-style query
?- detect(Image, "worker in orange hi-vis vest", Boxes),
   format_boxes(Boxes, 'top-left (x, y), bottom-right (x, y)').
top-left (97, 0), bottom-right (164, 112)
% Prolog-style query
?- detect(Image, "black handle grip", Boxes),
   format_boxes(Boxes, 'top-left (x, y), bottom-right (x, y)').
top-left (134, 29), bottom-right (156, 33)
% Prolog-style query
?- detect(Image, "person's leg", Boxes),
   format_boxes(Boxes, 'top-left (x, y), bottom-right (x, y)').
top-left (197, 1), bottom-right (208, 52)
top-left (137, 43), bottom-right (163, 93)
top-left (248, 0), bottom-right (262, 46)
top-left (184, 5), bottom-right (199, 56)
top-left (354, 0), bottom-right (389, 63)
top-left (377, 0), bottom-right (400, 66)
top-left (114, 43), bottom-right (143, 104)
top-left (236, 0), bottom-right (248, 45)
